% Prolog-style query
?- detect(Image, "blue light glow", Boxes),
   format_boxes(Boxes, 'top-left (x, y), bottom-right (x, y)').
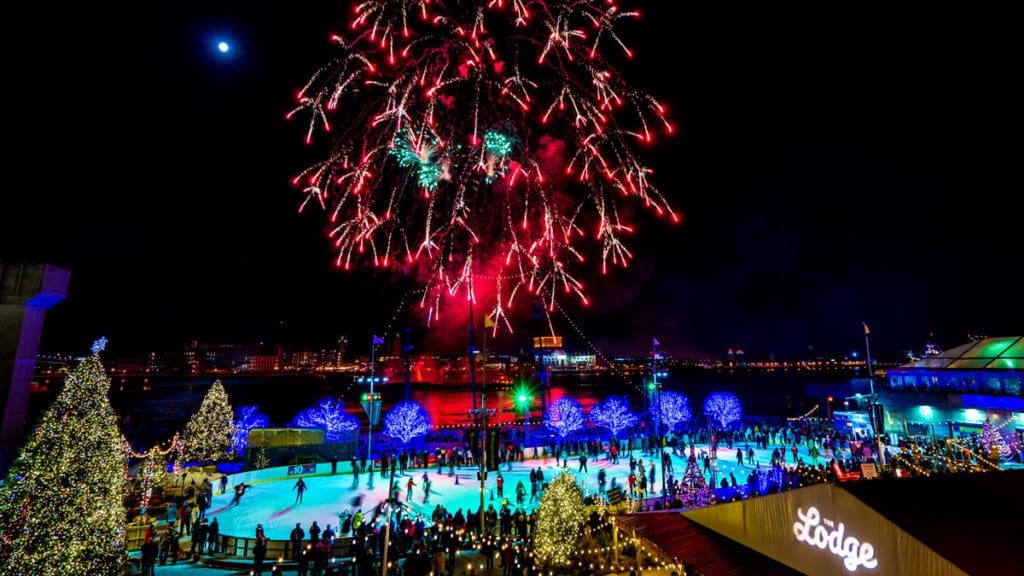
top-left (217, 41), bottom-right (230, 53)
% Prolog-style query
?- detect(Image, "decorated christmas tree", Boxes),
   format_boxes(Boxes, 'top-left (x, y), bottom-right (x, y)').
top-left (980, 417), bottom-right (1010, 460)
top-left (534, 472), bottom-right (585, 567)
top-left (679, 447), bottom-right (714, 509)
top-left (184, 380), bottom-right (236, 461)
top-left (0, 338), bottom-right (127, 574)
top-left (138, 449), bottom-right (170, 517)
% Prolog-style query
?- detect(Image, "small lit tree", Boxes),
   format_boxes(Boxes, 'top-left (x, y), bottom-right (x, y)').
top-left (658, 391), bottom-right (692, 433)
top-left (0, 339), bottom-right (127, 574)
top-left (292, 398), bottom-right (360, 442)
top-left (383, 401), bottom-right (432, 445)
top-left (703, 391), bottom-right (742, 430)
top-left (980, 418), bottom-right (1010, 460)
top-left (679, 449), bottom-right (714, 509)
top-left (184, 380), bottom-right (236, 461)
top-left (534, 472), bottom-right (585, 567)
top-left (231, 405), bottom-right (270, 456)
top-left (544, 397), bottom-right (584, 439)
top-left (589, 396), bottom-right (637, 439)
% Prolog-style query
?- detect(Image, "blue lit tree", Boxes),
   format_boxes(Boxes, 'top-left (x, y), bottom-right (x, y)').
top-left (658, 391), bottom-right (692, 433)
top-left (292, 398), bottom-right (360, 442)
top-left (231, 405), bottom-right (270, 456)
top-left (589, 397), bottom-right (638, 439)
top-left (703, 392), bottom-right (743, 430)
top-left (383, 401), bottom-right (432, 445)
top-left (544, 397), bottom-right (584, 439)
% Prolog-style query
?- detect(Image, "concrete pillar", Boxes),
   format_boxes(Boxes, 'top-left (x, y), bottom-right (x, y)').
top-left (1, 263), bottom-right (69, 470)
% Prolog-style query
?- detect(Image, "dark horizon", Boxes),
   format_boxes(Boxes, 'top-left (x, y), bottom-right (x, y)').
top-left (3, 2), bottom-right (1021, 360)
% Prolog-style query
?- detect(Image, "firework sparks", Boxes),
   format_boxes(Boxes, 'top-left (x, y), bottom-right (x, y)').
top-left (291, 0), bottom-right (677, 329)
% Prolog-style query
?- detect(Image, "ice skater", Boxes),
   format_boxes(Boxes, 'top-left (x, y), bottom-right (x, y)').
top-left (230, 483), bottom-right (249, 507)
top-left (407, 476), bottom-right (416, 501)
top-left (423, 473), bottom-right (432, 504)
top-left (293, 477), bottom-right (307, 504)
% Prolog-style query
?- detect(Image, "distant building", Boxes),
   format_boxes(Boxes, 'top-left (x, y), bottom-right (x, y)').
top-left (531, 335), bottom-right (596, 371)
top-left (881, 337), bottom-right (1023, 441)
top-left (887, 336), bottom-right (1022, 396)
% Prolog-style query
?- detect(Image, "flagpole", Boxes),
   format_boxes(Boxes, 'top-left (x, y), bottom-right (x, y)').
top-left (368, 336), bottom-right (376, 489)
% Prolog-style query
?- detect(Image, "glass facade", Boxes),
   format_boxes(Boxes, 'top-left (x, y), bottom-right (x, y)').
top-left (888, 337), bottom-right (1023, 397)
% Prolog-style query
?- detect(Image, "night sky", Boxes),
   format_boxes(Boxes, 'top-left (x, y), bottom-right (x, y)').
top-left (3, 2), bottom-right (1021, 359)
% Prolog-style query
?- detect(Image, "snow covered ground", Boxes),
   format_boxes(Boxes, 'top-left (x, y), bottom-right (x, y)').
top-left (209, 442), bottom-right (821, 540)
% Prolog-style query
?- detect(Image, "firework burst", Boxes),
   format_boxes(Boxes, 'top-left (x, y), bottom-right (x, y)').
top-left (291, 0), bottom-right (677, 333)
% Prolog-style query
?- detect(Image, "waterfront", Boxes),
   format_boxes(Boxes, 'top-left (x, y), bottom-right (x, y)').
top-left (29, 368), bottom-right (864, 448)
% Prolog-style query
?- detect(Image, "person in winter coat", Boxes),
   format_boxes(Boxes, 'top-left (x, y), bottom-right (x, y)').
top-left (140, 537), bottom-right (158, 576)
top-left (253, 537), bottom-right (267, 576)
top-left (207, 518), bottom-right (220, 553)
top-left (192, 519), bottom-right (208, 555)
top-left (290, 523), bottom-right (306, 559)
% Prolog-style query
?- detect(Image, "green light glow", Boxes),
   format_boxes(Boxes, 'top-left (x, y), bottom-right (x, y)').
top-left (511, 383), bottom-right (534, 408)
top-left (964, 337), bottom-right (1018, 358)
top-left (484, 130), bottom-right (514, 157)
top-left (391, 133), bottom-right (443, 190)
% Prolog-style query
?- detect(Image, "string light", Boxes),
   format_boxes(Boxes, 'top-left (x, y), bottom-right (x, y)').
top-left (534, 472), bottom-right (586, 566)
top-left (184, 379), bottom-right (236, 462)
top-left (0, 343), bottom-right (127, 573)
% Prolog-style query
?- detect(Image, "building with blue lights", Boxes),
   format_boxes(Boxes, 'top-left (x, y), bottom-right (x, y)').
top-left (879, 337), bottom-right (1023, 442)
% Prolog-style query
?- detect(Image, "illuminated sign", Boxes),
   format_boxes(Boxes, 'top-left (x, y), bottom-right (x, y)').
top-left (793, 506), bottom-right (878, 572)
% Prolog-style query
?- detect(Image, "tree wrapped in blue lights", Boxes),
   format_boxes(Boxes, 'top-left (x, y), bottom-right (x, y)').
top-left (658, 391), bottom-right (692, 433)
top-left (231, 405), bottom-right (270, 456)
top-left (589, 397), bottom-right (637, 439)
top-left (544, 397), bottom-right (584, 439)
top-left (703, 392), bottom-right (743, 430)
top-left (292, 398), bottom-right (359, 442)
top-left (383, 401), bottom-right (432, 445)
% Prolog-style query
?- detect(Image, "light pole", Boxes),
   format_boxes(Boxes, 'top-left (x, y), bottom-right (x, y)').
top-left (360, 336), bottom-right (385, 490)
top-left (512, 383), bottom-right (533, 450)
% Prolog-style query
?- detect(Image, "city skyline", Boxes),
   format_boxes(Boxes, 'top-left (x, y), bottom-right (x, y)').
top-left (3, 2), bottom-right (1021, 359)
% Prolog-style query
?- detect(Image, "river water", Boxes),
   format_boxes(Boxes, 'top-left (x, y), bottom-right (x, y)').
top-left (31, 368), bottom-right (862, 448)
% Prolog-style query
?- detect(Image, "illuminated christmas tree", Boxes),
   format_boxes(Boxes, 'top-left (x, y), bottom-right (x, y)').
top-left (679, 448), bottom-right (713, 509)
top-left (184, 380), bottom-right (236, 461)
top-left (980, 418), bottom-right (1010, 460)
top-left (0, 339), bottom-right (127, 574)
top-left (138, 449), bottom-right (169, 517)
top-left (534, 472), bottom-right (585, 567)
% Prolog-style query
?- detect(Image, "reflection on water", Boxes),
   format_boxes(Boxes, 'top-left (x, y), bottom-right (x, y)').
top-left (29, 370), bottom-right (852, 448)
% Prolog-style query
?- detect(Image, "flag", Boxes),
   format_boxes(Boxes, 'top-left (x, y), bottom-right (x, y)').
top-left (862, 323), bottom-right (870, 336)
top-left (484, 315), bottom-right (496, 329)
top-left (372, 334), bottom-right (385, 345)
top-left (652, 338), bottom-right (661, 347)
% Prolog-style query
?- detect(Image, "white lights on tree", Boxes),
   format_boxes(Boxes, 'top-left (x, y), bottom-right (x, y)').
top-left (292, 398), bottom-right (359, 442)
top-left (589, 396), bottom-right (637, 438)
top-left (544, 397), bottom-right (585, 438)
top-left (703, 391), bottom-right (743, 430)
top-left (383, 401), bottom-right (432, 445)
